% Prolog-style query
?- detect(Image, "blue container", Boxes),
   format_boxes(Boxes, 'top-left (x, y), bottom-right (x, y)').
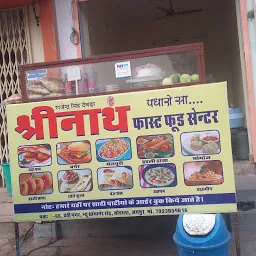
top-left (229, 108), bottom-right (244, 129)
top-left (1, 163), bottom-right (12, 196)
top-left (173, 214), bottom-right (231, 256)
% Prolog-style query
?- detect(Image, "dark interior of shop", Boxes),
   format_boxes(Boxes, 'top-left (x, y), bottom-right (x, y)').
top-left (80, 0), bottom-right (250, 161)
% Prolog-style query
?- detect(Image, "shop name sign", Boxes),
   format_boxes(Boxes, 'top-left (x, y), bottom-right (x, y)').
top-left (15, 105), bottom-right (131, 140)
top-left (6, 82), bottom-right (237, 222)
top-left (14, 105), bottom-right (218, 140)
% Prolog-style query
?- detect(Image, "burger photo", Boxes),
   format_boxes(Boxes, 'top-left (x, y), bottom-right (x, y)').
top-left (57, 141), bottom-right (92, 164)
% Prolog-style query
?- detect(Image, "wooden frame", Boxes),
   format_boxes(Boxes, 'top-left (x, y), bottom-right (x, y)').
top-left (39, 0), bottom-right (59, 62)
top-left (19, 42), bottom-right (206, 103)
top-left (0, 0), bottom-right (32, 10)
top-left (240, 0), bottom-right (256, 162)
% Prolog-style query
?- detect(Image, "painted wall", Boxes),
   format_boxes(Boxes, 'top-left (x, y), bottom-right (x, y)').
top-left (246, 0), bottom-right (256, 114)
top-left (54, 0), bottom-right (77, 60)
top-left (28, 4), bottom-right (44, 63)
top-left (80, 3), bottom-right (91, 57)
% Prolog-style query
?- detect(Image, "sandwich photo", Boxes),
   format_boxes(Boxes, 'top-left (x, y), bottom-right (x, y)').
top-left (18, 144), bottom-right (52, 168)
top-left (57, 141), bottom-right (92, 164)
top-left (97, 166), bottom-right (133, 191)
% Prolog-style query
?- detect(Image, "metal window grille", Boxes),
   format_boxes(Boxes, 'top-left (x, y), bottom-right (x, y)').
top-left (0, 7), bottom-right (32, 185)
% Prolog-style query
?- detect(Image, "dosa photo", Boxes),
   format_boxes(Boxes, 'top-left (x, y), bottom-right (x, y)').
top-left (97, 166), bottom-right (133, 191)
top-left (181, 130), bottom-right (221, 156)
top-left (136, 134), bottom-right (174, 159)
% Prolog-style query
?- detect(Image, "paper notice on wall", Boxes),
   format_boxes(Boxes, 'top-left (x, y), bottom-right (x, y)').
top-left (67, 66), bottom-right (81, 81)
top-left (115, 61), bottom-right (131, 78)
top-left (26, 69), bottom-right (47, 81)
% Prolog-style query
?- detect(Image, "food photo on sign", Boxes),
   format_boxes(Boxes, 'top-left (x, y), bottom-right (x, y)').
top-left (57, 141), bottom-right (92, 164)
top-left (183, 160), bottom-right (224, 186)
top-left (58, 169), bottom-right (92, 193)
top-left (139, 163), bottom-right (177, 188)
top-left (136, 134), bottom-right (174, 159)
top-left (19, 172), bottom-right (53, 196)
top-left (95, 137), bottom-right (132, 162)
top-left (97, 166), bottom-right (133, 191)
top-left (181, 130), bottom-right (221, 156)
top-left (18, 144), bottom-right (52, 168)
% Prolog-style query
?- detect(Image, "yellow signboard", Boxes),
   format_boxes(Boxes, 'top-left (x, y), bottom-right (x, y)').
top-left (7, 82), bottom-right (237, 222)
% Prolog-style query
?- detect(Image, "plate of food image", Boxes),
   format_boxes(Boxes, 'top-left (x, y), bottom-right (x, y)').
top-left (18, 145), bottom-right (52, 168)
top-left (96, 138), bottom-right (131, 162)
top-left (57, 141), bottom-right (92, 164)
top-left (182, 131), bottom-right (220, 156)
top-left (137, 135), bottom-right (174, 159)
top-left (19, 172), bottom-right (53, 196)
top-left (98, 167), bottom-right (133, 191)
top-left (184, 161), bottom-right (224, 186)
top-left (58, 170), bottom-right (92, 193)
top-left (141, 164), bottom-right (177, 188)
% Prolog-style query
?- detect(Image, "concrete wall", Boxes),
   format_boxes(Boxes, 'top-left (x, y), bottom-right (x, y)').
top-left (28, 4), bottom-right (44, 63)
top-left (79, 3), bottom-right (91, 57)
top-left (54, 0), bottom-right (77, 60)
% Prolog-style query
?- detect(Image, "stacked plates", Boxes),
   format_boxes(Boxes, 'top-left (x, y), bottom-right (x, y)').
top-left (105, 84), bottom-right (120, 92)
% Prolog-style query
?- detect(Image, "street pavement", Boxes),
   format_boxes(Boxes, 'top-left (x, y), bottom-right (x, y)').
top-left (1, 177), bottom-right (256, 256)
top-left (2, 227), bottom-right (256, 256)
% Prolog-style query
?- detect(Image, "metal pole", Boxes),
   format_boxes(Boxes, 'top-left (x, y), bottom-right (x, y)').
top-left (15, 222), bottom-right (22, 256)
top-left (234, 213), bottom-right (241, 256)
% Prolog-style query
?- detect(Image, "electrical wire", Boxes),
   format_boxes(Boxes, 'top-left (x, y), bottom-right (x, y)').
top-left (24, 239), bottom-right (57, 256)
top-left (32, 0), bottom-right (40, 26)
top-left (21, 223), bottom-right (35, 243)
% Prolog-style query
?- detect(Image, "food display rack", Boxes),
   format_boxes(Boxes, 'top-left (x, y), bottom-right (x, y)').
top-left (19, 42), bottom-right (205, 103)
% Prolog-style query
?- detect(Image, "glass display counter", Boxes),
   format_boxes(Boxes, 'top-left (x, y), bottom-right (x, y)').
top-left (19, 42), bottom-right (205, 102)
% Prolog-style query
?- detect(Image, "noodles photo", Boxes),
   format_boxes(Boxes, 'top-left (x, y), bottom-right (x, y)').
top-left (184, 161), bottom-right (224, 186)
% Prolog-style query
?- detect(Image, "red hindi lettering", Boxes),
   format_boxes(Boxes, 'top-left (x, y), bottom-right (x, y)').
top-left (102, 106), bottom-right (130, 132)
top-left (15, 115), bottom-right (37, 140)
top-left (86, 109), bottom-right (101, 135)
top-left (15, 105), bottom-right (130, 140)
top-left (31, 106), bottom-right (58, 139)
top-left (60, 111), bottom-right (86, 136)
